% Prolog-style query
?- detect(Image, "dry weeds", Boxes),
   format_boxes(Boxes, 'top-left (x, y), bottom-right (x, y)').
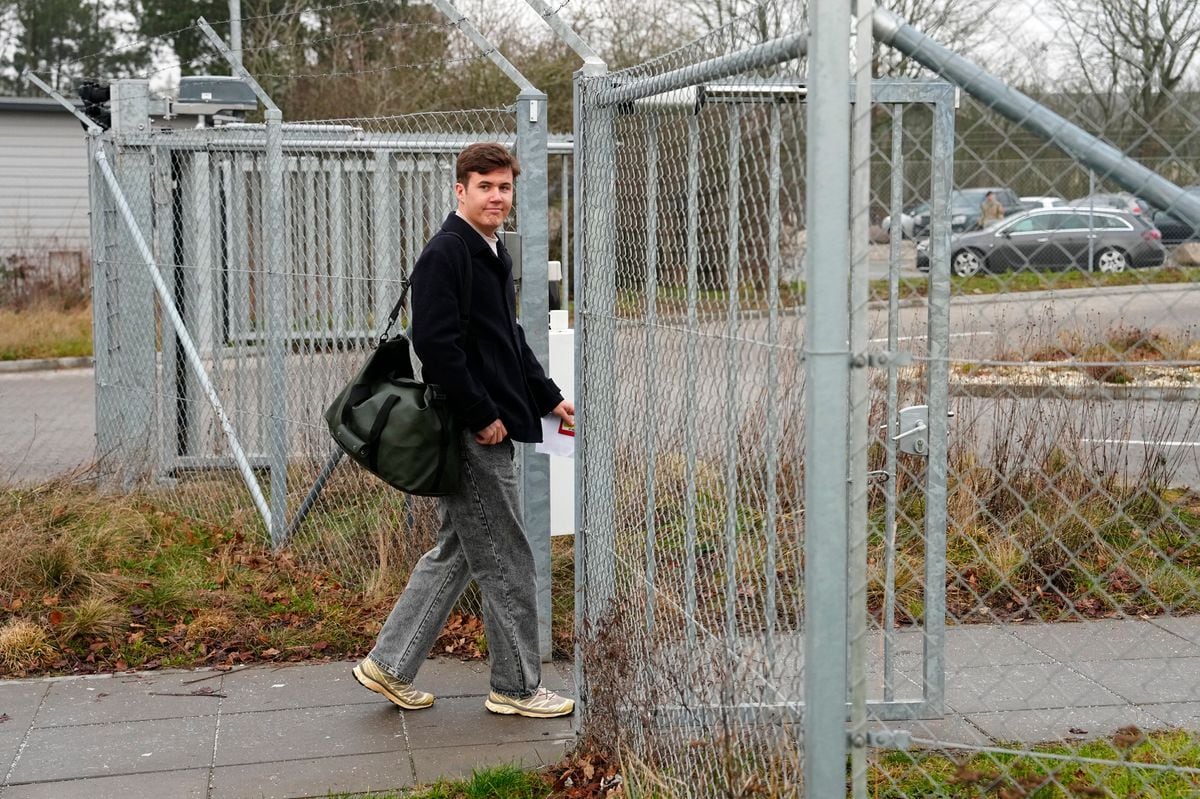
top-left (0, 300), bottom-right (92, 360)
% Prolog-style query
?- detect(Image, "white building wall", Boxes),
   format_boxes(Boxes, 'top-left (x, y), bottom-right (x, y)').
top-left (0, 107), bottom-right (91, 260)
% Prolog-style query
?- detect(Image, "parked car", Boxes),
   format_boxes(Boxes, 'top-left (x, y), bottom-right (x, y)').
top-left (1152, 186), bottom-right (1200, 245)
top-left (1020, 195), bottom-right (1066, 209)
top-left (1066, 192), bottom-right (1151, 217)
top-left (881, 201), bottom-right (927, 240)
top-left (911, 187), bottom-right (1024, 238)
top-left (915, 208), bottom-right (1165, 277)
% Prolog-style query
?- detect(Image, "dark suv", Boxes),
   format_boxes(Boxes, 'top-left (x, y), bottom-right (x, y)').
top-left (1151, 187), bottom-right (1200, 245)
top-left (911, 187), bottom-right (1024, 238)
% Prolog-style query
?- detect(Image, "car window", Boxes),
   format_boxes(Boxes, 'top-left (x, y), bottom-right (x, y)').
top-left (1058, 213), bottom-right (1091, 229)
top-left (1006, 215), bottom-right (1055, 232)
top-left (1041, 212), bottom-right (1075, 230)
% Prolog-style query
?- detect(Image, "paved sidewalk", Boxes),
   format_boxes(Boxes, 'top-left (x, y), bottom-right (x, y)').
top-left (866, 615), bottom-right (1200, 746)
top-left (0, 658), bottom-right (575, 799)
top-left (2, 617), bottom-right (1199, 798)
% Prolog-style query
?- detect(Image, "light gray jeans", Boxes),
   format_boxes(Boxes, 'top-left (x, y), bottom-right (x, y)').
top-left (367, 433), bottom-right (540, 698)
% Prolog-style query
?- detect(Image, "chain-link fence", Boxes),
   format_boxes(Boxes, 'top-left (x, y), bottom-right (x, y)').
top-left (17, 0), bottom-right (1200, 793)
top-left (24, 3), bottom-right (574, 655)
top-left (573, 5), bottom-right (815, 790)
top-left (88, 98), bottom-right (530, 601)
top-left (572, 0), bottom-right (1200, 796)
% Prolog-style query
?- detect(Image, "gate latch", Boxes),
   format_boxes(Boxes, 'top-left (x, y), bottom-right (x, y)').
top-left (889, 405), bottom-right (955, 456)
top-left (893, 404), bottom-right (929, 456)
top-left (849, 730), bottom-right (912, 750)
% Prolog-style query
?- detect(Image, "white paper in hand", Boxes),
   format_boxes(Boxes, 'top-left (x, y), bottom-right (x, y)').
top-left (535, 415), bottom-right (575, 458)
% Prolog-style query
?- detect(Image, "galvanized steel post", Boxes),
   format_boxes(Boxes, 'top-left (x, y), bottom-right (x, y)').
top-left (516, 88), bottom-right (554, 662)
top-left (264, 108), bottom-right (289, 548)
top-left (803, 0), bottom-right (853, 794)
top-left (848, 3), bottom-right (874, 796)
top-left (104, 80), bottom-right (158, 489)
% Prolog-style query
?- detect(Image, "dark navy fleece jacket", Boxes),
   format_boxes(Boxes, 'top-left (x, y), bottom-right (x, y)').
top-left (410, 212), bottom-right (562, 443)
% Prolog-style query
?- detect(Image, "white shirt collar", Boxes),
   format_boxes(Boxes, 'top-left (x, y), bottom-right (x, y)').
top-left (456, 210), bottom-right (499, 256)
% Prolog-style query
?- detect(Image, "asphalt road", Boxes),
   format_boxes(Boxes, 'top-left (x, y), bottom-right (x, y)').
top-left (0, 367), bottom-right (96, 485)
top-left (2, 283), bottom-right (1198, 487)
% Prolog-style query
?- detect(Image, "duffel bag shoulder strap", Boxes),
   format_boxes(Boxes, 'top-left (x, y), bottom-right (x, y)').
top-left (380, 230), bottom-right (473, 340)
top-left (350, 231), bottom-right (474, 465)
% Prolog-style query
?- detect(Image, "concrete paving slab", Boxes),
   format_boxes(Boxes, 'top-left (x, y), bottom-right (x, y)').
top-left (405, 696), bottom-right (574, 750)
top-left (547, 660), bottom-right (577, 693)
top-left (413, 740), bottom-right (570, 784)
top-left (215, 703), bottom-right (407, 768)
top-left (943, 624), bottom-right (1050, 668)
top-left (9, 715), bottom-right (217, 783)
top-left (944, 663), bottom-right (1122, 714)
top-left (36, 670), bottom-right (224, 726)
top-left (0, 681), bottom-right (48, 768)
top-left (3, 768), bottom-right (209, 799)
top-left (1148, 616), bottom-right (1200, 646)
top-left (217, 661), bottom-right (375, 713)
top-left (211, 752), bottom-right (413, 799)
top-left (407, 658), bottom-right (490, 697)
top-left (1010, 619), bottom-right (1200, 663)
top-left (1072, 657), bottom-right (1200, 704)
top-left (965, 703), bottom-right (1163, 744)
top-left (1141, 701), bottom-right (1200, 729)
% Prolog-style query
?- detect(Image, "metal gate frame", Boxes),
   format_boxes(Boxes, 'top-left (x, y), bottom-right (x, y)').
top-left (572, 50), bottom-right (958, 725)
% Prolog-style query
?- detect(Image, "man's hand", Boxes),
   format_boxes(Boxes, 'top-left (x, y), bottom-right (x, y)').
top-left (551, 400), bottom-right (575, 427)
top-left (475, 418), bottom-right (508, 445)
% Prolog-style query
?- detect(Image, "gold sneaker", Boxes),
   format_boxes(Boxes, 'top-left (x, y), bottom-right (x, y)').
top-left (485, 686), bottom-right (574, 718)
top-left (352, 658), bottom-right (434, 710)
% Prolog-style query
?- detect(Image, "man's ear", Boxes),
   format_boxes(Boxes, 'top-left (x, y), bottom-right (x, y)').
top-left (454, 182), bottom-right (466, 201)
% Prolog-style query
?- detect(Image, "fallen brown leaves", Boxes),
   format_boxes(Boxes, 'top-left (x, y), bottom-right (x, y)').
top-left (0, 489), bottom-right (493, 676)
top-left (547, 750), bottom-right (622, 798)
top-left (434, 613), bottom-right (486, 660)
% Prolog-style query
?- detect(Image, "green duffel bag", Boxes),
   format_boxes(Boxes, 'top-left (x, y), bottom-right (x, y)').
top-left (324, 332), bottom-right (463, 496)
top-left (326, 235), bottom-right (471, 495)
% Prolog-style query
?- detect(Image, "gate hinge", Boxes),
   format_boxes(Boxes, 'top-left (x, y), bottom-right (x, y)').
top-left (851, 351), bottom-right (913, 368)
top-left (849, 729), bottom-right (912, 750)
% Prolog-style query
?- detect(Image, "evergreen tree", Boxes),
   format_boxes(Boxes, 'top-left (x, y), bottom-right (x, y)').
top-left (0, 0), bottom-right (148, 95)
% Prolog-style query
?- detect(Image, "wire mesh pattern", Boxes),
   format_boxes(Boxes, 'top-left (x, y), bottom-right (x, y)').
top-left (89, 107), bottom-right (522, 608)
top-left (18, 0), bottom-right (1200, 793)
top-left (574, 6), bottom-right (815, 791)
top-left (574, 1), bottom-right (1200, 797)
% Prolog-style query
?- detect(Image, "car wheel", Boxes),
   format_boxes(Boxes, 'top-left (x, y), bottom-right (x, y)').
top-left (951, 249), bottom-right (984, 278)
top-left (1094, 247), bottom-right (1130, 273)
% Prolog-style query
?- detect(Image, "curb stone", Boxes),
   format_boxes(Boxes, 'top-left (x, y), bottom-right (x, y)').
top-left (0, 356), bottom-right (94, 373)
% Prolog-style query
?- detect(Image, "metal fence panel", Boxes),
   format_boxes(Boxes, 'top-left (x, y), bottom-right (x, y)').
top-left (574, 12), bottom-right (817, 792)
top-left (89, 105), bottom-right (539, 614)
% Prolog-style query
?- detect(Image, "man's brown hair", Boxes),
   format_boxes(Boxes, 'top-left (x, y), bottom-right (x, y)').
top-left (456, 143), bottom-right (521, 185)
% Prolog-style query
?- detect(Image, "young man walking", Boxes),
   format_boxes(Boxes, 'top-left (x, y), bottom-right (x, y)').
top-left (352, 143), bottom-right (575, 719)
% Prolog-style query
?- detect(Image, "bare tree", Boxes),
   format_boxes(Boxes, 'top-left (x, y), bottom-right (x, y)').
top-left (1051, 0), bottom-right (1200, 137)
top-left (870, 0), bottom-right (1005, 78)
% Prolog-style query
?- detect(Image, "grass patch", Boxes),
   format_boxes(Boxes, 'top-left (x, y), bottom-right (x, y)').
top-left (327, 764), bottom-right (552, 798)
top-left (0, 479), bottom-right (536, 676)
top-left (0, 300), bottom-right (92, 360)
top-left (870, 265), bottom-right (1200, 301)
top-left (873, 729), bottom-right (1200, 798)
